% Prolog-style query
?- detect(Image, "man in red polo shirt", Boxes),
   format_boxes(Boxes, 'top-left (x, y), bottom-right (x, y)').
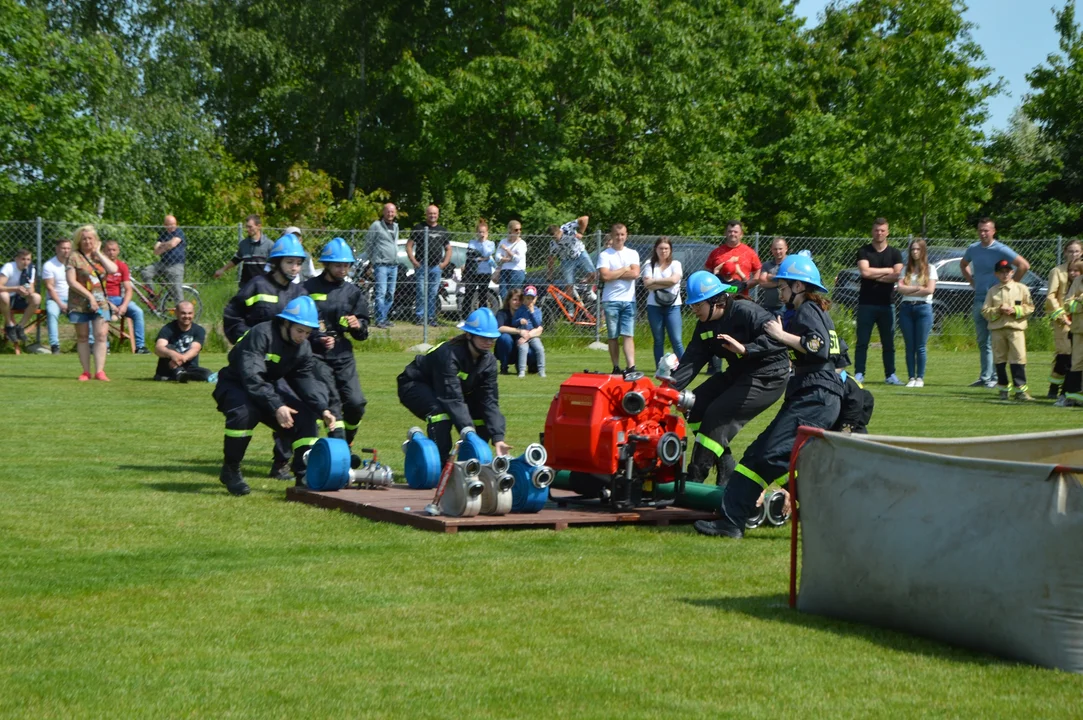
top-left (704, 220), bottom-right (762, 297)
top-left (102, 239), bottom-right (149, 353)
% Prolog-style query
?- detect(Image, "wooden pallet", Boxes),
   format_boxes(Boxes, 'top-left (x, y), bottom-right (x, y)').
top-left (285, 485), bottom-right (717, 533)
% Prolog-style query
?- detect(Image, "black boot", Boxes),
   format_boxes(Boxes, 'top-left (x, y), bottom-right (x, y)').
top-left (219, 465), bottom-right (250, 496)
top-left (693, 514), bottom-right (743, 539)
top-left (269, 458), bottom-right (293, 481)
top-left (1048, 383), bottom-right (1060, 399)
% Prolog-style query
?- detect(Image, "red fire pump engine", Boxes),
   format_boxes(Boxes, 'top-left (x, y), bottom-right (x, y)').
top-left (541, 369), bottom-right (695, 510)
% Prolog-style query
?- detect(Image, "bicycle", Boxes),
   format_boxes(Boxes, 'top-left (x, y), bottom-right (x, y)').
top-left (131, 271), bottom-right (203, 322)
top-left (538, 282), bottom-right (600, 331)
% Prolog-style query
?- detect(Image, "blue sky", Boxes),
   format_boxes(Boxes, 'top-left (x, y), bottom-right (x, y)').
top-left (794, 0), bottom-right (1064, 132)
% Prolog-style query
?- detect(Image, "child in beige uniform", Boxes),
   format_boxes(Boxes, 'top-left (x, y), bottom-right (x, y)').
top-left (981, 259), bottom-right (1034, 401)
top-left (1062, 260), bottom-right (1083, 406)
top-left (1046, 240), bottom-right (1081, 398)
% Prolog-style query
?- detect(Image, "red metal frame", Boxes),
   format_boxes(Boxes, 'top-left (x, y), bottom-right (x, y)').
top-left (788, 425), bottom-right (826, 609)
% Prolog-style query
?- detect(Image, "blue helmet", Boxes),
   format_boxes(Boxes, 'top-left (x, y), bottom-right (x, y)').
top-left (276, 296), bottom-right (320, 328)
top-left (458, 307), bottom-right (501, 339)
top-left (269, 234), bottom-right (306, 259)
top-left (775, 254), bottom-right (827, 293)
top-left (319, 237), bottom-right (355, 264)
top-left (685, 270), bottom-right (736, 305)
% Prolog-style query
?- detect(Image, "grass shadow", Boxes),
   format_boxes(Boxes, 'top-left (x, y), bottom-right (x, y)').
top-left (117, 461), bottom-right (223, 478)
top-left (683, 594), bottom-right (1010, 668)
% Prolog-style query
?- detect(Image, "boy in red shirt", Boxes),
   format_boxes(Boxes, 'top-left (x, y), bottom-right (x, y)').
top-left (102, 239), bottom-right (149, 353)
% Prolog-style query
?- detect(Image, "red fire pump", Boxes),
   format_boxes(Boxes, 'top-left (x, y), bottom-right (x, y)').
top-left (541, 370), bottom-right (695, 509)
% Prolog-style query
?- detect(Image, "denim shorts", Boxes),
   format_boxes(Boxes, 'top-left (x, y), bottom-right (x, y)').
top-left (603, 300), bottom-right (636, 339)
top-left (560, 252), bottom-right (595, 285)
top-left (69, 306), bottom-right (109, 324)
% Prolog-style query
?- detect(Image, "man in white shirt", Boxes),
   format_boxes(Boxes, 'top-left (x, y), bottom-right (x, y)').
top-left (597, 223), bottom-right (640, 373)
top-left (0, 248), bottom-right (41, 347)
top-left (42, 238), bottom-right (72, 353)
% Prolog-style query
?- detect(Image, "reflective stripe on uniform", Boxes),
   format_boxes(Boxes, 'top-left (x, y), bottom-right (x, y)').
top-left (224, 428), bottom-right (253, 438)
top-left (1067, 392), bottom-right (1083, 402)
top-left (695, 434), bottom-right (725, 458)
top-left (343, 420), bottom-right (361, 430)
top-left (245, 293), bottom-right (278, 306)
top-left (735, 463), bottom-right (768, 489)
top-left (1050, 376), bottom-right (1065, 385)
top-left (687, 421), bottom-right (701, 433)
top-left (309, 293), bottom-right (327, 301)
top-left (472, 419), bottom-right (485, 427)
top-left (428, 413), bottom-right (450, 423)
top-left (339, 317), bottom-right (350, 327)
top-left (457, 371), bottom-right (468, 380)
top-left (265, 353), bottom-right (280, 363)
top-left (699, 331), bottom-right (713, 340)
top-left (291, 437), bottom-right (318, 450)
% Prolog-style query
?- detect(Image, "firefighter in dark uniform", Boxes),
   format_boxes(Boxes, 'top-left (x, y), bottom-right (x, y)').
top-left (669, 271), bottom-right (789, 486)
top-left (832, 337), bottom-right (874, 434)
top-left (222, 233), bottom-right (311, 479)
top-left (305, 237), bottom-right (370, 447)
top-left (397, 307), bottom-right (512, 465)
top-left (696, 254), bottom-right (843, 539)
top-left (213, 296), bottom-right (341, 496)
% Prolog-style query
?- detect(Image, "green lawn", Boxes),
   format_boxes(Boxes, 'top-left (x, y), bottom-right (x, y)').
top-left (1, 347), bottom-right (1081, 718)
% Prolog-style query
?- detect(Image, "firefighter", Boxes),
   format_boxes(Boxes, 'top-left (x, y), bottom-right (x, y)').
top-left (213, 296), bottom-right (341, 496)
top-left (695, 254), bottom-right (843, 539)
top-left (831, 337), bottom-right (874, 434)
top-left (669, 271), bottom-right (790, 486)
top-left (397, 307), bottom-right (512, 465)
top-left (305, 237), bottom-right (370, 447)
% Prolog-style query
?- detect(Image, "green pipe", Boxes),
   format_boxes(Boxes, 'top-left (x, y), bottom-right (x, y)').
top-left (552, 471), bottom-right (721, 512)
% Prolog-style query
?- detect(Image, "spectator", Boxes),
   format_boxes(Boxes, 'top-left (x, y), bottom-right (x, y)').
top-left (598, 223), bottom-right (640, 374)
top-left (497, 220), bottom-right (527, 299)
top-left (758, 237), bottom-right (788, 312)
top-left (101, 239), bottom-right (149, 354)
top-left (981, 259), bottom-right (1034, 401)
top-left (154, 300), bottom-right (214, 382)
top-left (143, 214), bottom-right (186, 308)
top-left (364, 203), bottom-right (400, 328)
top-left (960, 217), bottom-right (1031, 388)
top-left (704, 221), bottom-right (761, 297)
top-left (513, 285), bottom-right (546, 378)
top-left (854, 217), bottom-right (904, 385)
top-left (0, 248), bottom-right (41, 348)
top-left (462, 219), bottom-right (496, 314)
top-left (896, 238), bottom-right (937, 388)
top-left (1061, 260), bottom-right (1083, 406)
top-left (641, 236), bottom-right (685, 367)
top-left (66, 225), bottom-right (119, 381)
top-left (546, 215), bottom-right (594, 298)
top-left (1045, 240), bottom-right (1081, 399)
top-left (212, 296), bottom-right (340, 496)
top-left (406, 204), bottom-right (451, 326)
top-left (214, 214), bottom-right (273, 286)
top-left (43, 237), bottom-right (73, 354)
top-left (495, 288), bottom-right (525, 375)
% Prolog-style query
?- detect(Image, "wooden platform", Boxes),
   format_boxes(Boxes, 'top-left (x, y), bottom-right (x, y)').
top-left (285, 485), bottom-right (717, 533)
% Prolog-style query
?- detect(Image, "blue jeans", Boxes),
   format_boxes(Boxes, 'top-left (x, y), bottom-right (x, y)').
top-left (603, 300), bottom-right (636, 339)
top-left (855, 304), bottom-right (896, 377)
top-left (414, 265), bottom-right (441, 321)
top-left (46, 297), bottom-right (65, 347)
top-left (373, 263), bottom-right (398, 324)
top-left (646, 304), bottom-right (685, 366)
top-left (972, 302), bottom-right (993, 382)
top-left (108, 295), bottom-right (145, 349)
top-left (559, 252), bottom-right (595, 286)
top-left (898, 302), bottom-right (933, 379)
top-left (499, 269), bottom-right (525, 300)
top-left (496, 332), bottom-right (537, 372)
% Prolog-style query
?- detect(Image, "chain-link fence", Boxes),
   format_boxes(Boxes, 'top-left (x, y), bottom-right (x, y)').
top-left (0, 219), bottom-right (1070, 354)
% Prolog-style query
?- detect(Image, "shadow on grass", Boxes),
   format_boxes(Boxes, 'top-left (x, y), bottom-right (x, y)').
top-left (683, 594), bottom-right (1008, 668)
top-left (117, 460), bottom-right (222, 478)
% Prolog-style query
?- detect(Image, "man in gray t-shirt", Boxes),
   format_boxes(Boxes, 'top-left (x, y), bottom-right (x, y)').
top-left (364, 203), bottom-right (400, 327)
top-left (959, 217), bottom-right (1030, 387)
top-left (758, 236), bottom-right (788, 312)
top-left (215, 214), bottom-right (274, 286)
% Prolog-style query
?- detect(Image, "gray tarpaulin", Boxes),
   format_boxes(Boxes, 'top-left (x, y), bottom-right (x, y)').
top-left (793, 428), bottom-right (1083, 673)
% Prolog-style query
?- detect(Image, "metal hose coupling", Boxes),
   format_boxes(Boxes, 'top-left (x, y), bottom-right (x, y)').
top-left (765, 490), bottom-right (791, 527)
top-left (531, 465), bottom-right (555, 490)
top-left (676, 389), bottom-right (695, 412)
top-left (491, 454), bottom-right (511, 475)
top-left (523, 443), bottom-right (547, 468)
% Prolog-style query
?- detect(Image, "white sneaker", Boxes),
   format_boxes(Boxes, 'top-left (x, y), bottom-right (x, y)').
top-left (518, 370), bottom-right (526, 378)
top-left (538, 370), bottom-right (546, 378)
top-left (905, 378), bottom-right (917, 388)
top-left (983, 380), bottom-right (998, 389)
top-left (854, 372), bottom-right (864, 384)
top-left (885, 374), bottom-right (904, 386)
top-left (915, 378), bottom-right (924, 388)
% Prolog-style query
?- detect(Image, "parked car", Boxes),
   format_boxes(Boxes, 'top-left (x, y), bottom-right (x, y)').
top-left (351, 239), bottom-right (500, 321)
top-left (831, 248), bottom-right (1048, 328)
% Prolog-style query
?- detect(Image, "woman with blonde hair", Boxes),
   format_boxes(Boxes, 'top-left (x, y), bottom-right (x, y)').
top-left (65, 225), bottom-right (118, 381)
top-left (896, 238), bottom-right (938, 387)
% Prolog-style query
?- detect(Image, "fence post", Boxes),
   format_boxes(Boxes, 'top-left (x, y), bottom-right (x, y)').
top-left (753, 232), bottom-right (760, 303)
top-left (588, 228), bottom-right (607, 351)
top-left (1057, 236), bottom-right (1063, 267)
top-left (35, 217), bottom-right (43, 344)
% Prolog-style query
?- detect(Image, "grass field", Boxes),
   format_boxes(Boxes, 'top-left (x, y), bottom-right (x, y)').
top-left (2, 346), bottom-right (1082, 718)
